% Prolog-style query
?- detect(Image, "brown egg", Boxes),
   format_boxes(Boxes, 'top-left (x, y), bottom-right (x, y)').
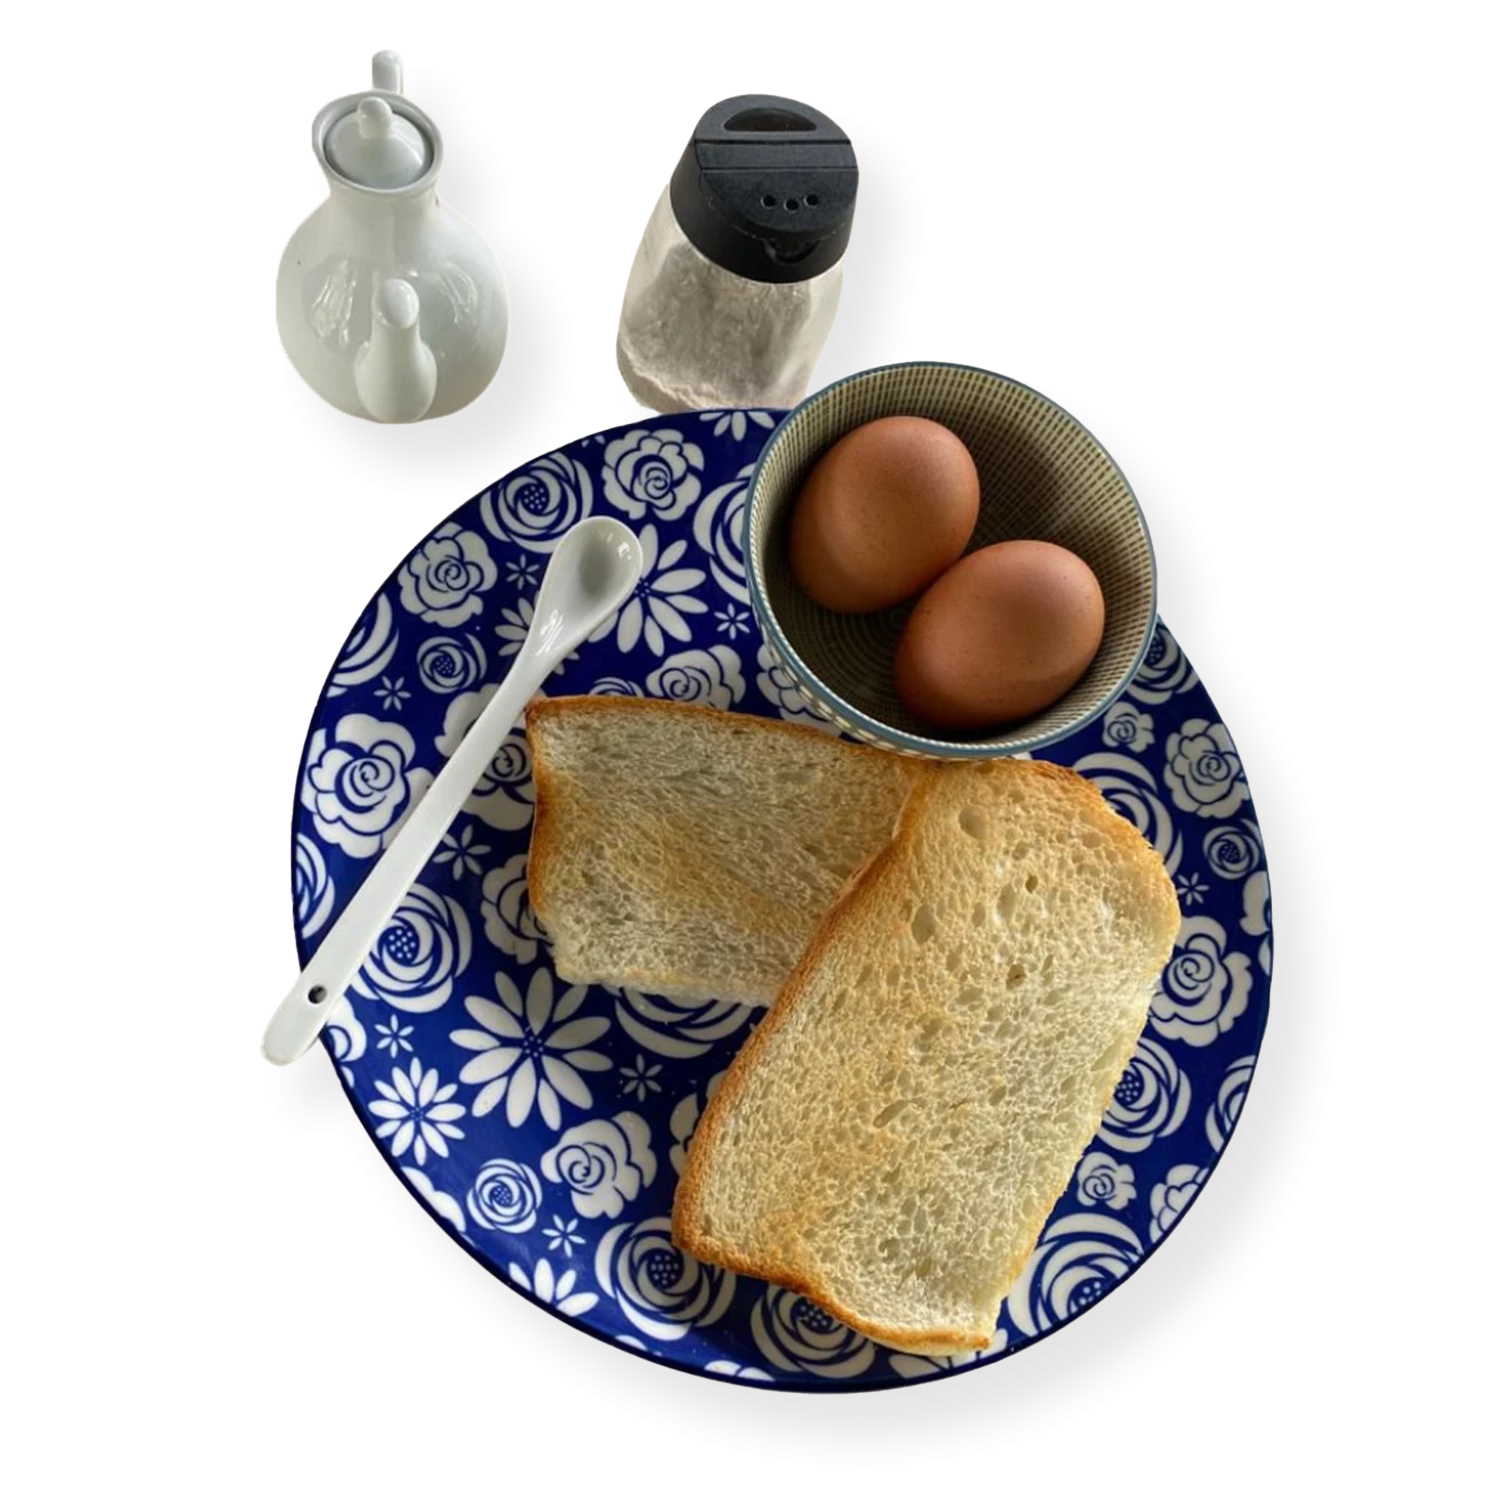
top-left (788, 416), bottom-right (980, 613)
top-left (894, 541), bottom-right (1106, 730)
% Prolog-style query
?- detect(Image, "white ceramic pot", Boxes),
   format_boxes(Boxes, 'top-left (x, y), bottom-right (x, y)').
top-left (277, 52), bottom-right (508, 423)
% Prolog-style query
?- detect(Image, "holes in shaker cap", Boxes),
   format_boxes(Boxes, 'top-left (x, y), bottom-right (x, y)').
top-left (785, 198), bottom-right (800, 211)
top-left (762, 194), bottom-right (778, 207)
top-left (805, 193), bottom-right (820, 206)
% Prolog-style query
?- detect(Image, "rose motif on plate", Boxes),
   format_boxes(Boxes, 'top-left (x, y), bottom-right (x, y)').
top-left (541, 1112), bottom-right (657, 1219)
top-left (1149, 915), bottom-right (1253, 1047)
top-left (1101, 699), bottom-right (1155, 752)
top-left (669, 1071), bottom-right (726, 1175)
top-left (595, 1216), bottom-right (734, 1341)
top-left (1006, 1213), bottom-right (1144, 1337)
top-left (1204, 819), bottom-right (1263, 880)
top-left (1206, 1055), bottom-right (1257, 1153)
top-left (468, 1158), bottom-right (544, 1233)
top-left (589, 676), bottom-right (642, 697)
top-left (1099, 1036), bottom-right (1191, 1153)
top-left (1241, 870), bottom-right (1272, 975)
top-left (644, 645), bottom-right (746, 709)
top-left (328, 594), bottom-right (398, 696)
top-left (1071, 751), bottom-right (1181, 876)
top-left (293, 832), bottom-right (334, 939)
top-left (481, 450), bottom-right (593, 552)
top-left (480, 852), bottom-right (543, 964)
top-left (325, 996), bottom-right (366, 1087)
top-left (750, 1288), bottom-right (875, 1380)
top-left (1149, 1164), bottom-right (1209, 1243)
top-left (301, 713), bottom-right (434, 859)
top-left (755, 642), bottom-right (837, 732)
top-left (602, 428), bottom-right (705, 522)
top-left (350, 882), bottom-right (472, 1013)
top-left (610, 987), bottom-right (754, 1060)
top-left (397, 521), bottom-right (498, 626)
top-left (404, 1167), bottom-right (467, 1236)
top-left (1164, 718), bottom-right (1248, 819)
top-left (435, 690), bottom-right (535, 831)
top-left (1074, 1150), bottom-right (1137, 1210)
top-left (416, 633), bottom-right (488, 695)
top-left (692, 462), bottom-right (753, 603)
top-left (1127, 623), bottom-right (1198, 704)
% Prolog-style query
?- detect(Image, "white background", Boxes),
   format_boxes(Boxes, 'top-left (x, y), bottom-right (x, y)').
top-left (5, 2), bottom-right (1493, 1494)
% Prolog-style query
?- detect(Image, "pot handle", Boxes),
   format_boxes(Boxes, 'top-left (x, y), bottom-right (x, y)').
top-left (371, 50), bottom-right (403, 94)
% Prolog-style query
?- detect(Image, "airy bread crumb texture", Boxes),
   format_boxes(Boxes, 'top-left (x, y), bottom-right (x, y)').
top-left (526, 697), bottom-right (921, 1007)
top-left (674, 757), bottom-right (1181, 1355)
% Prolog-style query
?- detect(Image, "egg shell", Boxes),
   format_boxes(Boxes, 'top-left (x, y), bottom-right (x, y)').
top-left (894, 540), bottom-right (1106, 730)
top-left (788, 416), bottom-right (980, 613)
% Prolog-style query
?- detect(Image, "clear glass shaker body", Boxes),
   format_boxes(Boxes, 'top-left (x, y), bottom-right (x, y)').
top-left (616, 188), bottom-right (844, 414)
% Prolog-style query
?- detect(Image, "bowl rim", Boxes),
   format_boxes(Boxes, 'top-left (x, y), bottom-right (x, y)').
top-left (743, 359), bottom-right (1159, 759)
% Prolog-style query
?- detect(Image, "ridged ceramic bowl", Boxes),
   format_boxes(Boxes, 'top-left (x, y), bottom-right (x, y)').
top-left (745, 362), bottom-right (1157, 758)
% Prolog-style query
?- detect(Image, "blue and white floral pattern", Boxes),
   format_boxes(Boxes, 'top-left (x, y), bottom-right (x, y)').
top-left (508, 1257), bottom-right (598, 1317)
top-left (416, 633), bottom-right (488, 696)
top-left (595, 1217), bottom-right (734, 1341)
top-left (481, 450), bottom-right (593, 553)
top-left (450, 970), bottom-right (610, 1129)
top-left (601, 429), bottom-right (704, 522)
top-left (397, 522), bottom-right (498, 626)
top-left (1164, 718), bottom-right (1248, 818)
top-left (480, 852), bottom-right (542, 964)
top-left (589, 524), bottom-right (708, 657)
top-left (693, 462), bottom-right (754, 603)
top-left (349, 883), bottom-right (471, 1014)
top-left (541, 1113), bottom-right (656, 1220)
top-left (1101, 698), bottom-right (1154, 752)
top-left (368, 1058), bottom-right (466, 1166)
top-left (293, 833), bottom-right (334, 939)
top-left (644, 644), bottom-right (745, 708)
top-left (1008, 1214), bottom-right (1145, 1337)
top-left (301, 714), bottom-right (434, 859)
top-left (1099, 1036), bottom-right (1192, 1154)
top-left (750, 1288), bottom-right (875, 1379)
top-left (1150, 915), bottom-right (1253, 1046)
top-left (468, 1158), bottom-right (543, 1233)
top-left (1149, 1164), bottom-right (1209, 1243)
top-left (329, 595), bottom-right (398, 696)
top-left (434, 694), bottom-right (534, 831)
top-left (292, 413), bottom-right (1271, 1391)
top-left (1206, 1056), bottom-right (1257, 1154)
top-left (1075, 1150), bottom-right (1137, 1210)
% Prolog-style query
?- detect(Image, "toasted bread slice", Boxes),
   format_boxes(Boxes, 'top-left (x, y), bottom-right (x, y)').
top-left (525, 697), bottom-right (922, 1007)
top-left (674, 758), bottom-right (1181, 1354)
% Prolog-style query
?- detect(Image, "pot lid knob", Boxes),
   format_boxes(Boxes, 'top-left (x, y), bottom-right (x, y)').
top-left (326, 94), bottom-right (431, 189)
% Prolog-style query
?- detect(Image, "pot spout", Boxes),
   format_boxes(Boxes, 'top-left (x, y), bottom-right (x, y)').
top-left (354, 278), bottom-right (438, 423)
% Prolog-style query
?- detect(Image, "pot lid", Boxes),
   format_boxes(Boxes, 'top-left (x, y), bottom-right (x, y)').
top-left (325, 95), bottom-right (432, 189)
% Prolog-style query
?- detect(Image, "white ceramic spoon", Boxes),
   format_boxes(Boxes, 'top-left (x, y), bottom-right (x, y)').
top-left (262, 516), bottom-right (643, 1065)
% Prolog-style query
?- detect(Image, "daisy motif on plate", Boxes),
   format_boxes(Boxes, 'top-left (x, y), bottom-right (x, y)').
top-left (449, 969), bottom-right (611, 1129)
top-left (588, 524), bottom-right (707, 656)
top-left (367, 1058), bottom-right (466, 1167)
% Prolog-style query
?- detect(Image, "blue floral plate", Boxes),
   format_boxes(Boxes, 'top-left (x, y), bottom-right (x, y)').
top-left (292, 410), bottom-right (1272, 1390)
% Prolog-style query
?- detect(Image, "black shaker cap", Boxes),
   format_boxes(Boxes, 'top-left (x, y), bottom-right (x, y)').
top-left (668, 95), bottom-right (858, 285)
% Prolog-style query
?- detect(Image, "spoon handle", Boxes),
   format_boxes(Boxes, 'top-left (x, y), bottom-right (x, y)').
top-left (262, 649), bottom-right (552, 1066)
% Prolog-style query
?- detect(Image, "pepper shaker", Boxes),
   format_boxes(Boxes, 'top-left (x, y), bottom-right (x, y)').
top-left (616, 95), bottom-right (858, 413)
